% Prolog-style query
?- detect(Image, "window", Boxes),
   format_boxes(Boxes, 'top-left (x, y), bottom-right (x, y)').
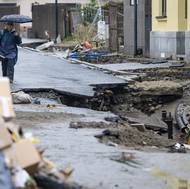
top-left (156, 0), bottom-right (167, 19)
top-left (162, 0), bottom-right (167, 17)
top-left (130, 0), bottom-right (139, 6)
top-left (185, 0), bottom-right (188, 19)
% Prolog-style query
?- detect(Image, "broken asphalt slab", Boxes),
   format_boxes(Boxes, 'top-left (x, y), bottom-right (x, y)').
top-left (21, 38), bottom-right (48, 48)
top-left (125, 112), bottom-right (167, 130)
top-left (14, 103), bottom-right (118, 123)
top-left (93, 62), bottom-right (181, 72)
top-left (12, 48), bottom-right (127, 97)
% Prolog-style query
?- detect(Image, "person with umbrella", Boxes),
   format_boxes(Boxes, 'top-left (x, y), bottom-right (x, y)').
top-left (0, 22), bottom-right (22, 83)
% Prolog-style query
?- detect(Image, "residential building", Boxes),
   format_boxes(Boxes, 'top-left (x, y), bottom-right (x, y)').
top-left (124, 0), bottom-right (152, 56)
top-left (150, 0), bottom-right (189, 61)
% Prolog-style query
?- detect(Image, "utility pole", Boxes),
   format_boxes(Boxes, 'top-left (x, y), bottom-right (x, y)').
top-left (55, 0), bottom-right (58, 43)
top-left (134, 0), bottom-right (138, 56)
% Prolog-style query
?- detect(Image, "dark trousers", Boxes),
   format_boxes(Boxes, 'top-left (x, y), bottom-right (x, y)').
top-left (2, 58), bottom-right (16, 82)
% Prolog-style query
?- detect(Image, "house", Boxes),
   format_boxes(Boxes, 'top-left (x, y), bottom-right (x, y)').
top-left (150, 0), bottom-right (189, 61)
top-left (124, 0), bottom-right (152, 56)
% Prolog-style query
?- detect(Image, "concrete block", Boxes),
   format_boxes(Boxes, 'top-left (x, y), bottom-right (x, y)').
top-left (185, 31), bottom-right (190, 63)
top-left (150, 31), bottom-right (185, 59)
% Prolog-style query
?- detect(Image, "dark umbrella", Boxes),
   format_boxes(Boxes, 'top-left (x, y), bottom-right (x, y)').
top-left (0, 14), bottom-right (32, 23)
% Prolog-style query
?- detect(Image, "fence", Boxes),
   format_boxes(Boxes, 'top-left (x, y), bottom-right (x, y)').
top-left (32, 3), bottom-right (81, 39)
top-left (82, 7), bottom-right (98, 23)
top-left (0, 5), bottom-right (20, 31)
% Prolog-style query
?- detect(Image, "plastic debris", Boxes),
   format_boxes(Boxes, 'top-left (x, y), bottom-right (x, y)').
top-left (36, 41), bottom-right (54, 51)
top-left (107, 141), bottom-right (118, 147)
top-left (0, 77), bottom-right (77, 189)
top-left (24, 132), bottom-right (40, 143)
top-left (13, 167), bottom-right (30, 188)
top-left (12, 91), bottom-right (32, 104)
top-left (168, 143), bottom-right (187, 153)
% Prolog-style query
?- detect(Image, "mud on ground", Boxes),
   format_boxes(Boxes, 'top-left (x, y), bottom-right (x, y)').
top-left (14, 67), bottom-right (190, 151)
top-left (14, 111), bottom-right (77, 128)
top-left (68, 120), bottom-right (175, 149)
top-left (95, 125), bottom-right (175, 149)
top-left (105, 67), bottom-right (190, 148)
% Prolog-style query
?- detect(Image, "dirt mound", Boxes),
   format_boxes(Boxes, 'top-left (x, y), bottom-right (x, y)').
top-left (131, 80), bottom-right (183, 96)
top-left (96, 125), bottom-right (175, 148)
top-left (69, 121), bottom-right (174, 148)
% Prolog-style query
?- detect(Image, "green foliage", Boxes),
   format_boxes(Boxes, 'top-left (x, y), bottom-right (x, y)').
top-left (90, 0), bottom-right (97, 7)
top-left (82, 0), bottom-right (98, 23)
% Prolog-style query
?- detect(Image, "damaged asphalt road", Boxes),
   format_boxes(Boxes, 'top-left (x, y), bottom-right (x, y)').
top-left (5, 46), bottom-right (190, 189)
top-left (12, 48), bottom-right (127, 97)
top-left (14, 104), bottom-right (190, 189)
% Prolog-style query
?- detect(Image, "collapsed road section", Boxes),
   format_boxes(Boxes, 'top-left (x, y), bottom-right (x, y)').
top-left (12, 48), bottom-right (127, 98)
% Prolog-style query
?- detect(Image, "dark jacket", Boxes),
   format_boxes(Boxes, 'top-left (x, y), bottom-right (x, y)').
top-left (0, 29), bottom-right (22, 61)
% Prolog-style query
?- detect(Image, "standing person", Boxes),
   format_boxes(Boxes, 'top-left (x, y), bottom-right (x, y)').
top-left (0, 22), bottom-right (22, 83)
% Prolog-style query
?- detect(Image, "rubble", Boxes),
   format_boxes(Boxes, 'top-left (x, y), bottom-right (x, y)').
top-left (34, 173), bottom-right (89, 189)
top-left (0, 78), bottom-right (15, 120)
top-left (69, 121), bottom-right (116, 129)
top-left (130, 123), bottom-right (146, 132)
top-left (175, 103), bottom-right (190, 143)
top-left (0, 78), bottom-right (88, 189)
top-left (36, 41), bottom-right (54, 51)
top-left (130, 80), bottom-right (183, 97)
top-left (13, 38), bottom-right (190, 188)
top-left (0, 125), bottom-right (13, 149)
top-left (168, 143), bottom-right (187, 153)
top-left (95, 124), bottom-right (175, 148)
top-left (111, 80), bottom-right (183, 115)
top-left (12, 91), bottom-right (32, 104)
top-left (125, 112), bottom-right (167, 131)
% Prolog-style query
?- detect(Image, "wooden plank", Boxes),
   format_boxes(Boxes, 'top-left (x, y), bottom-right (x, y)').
top-left (109, 2), bottom-right (119, 52)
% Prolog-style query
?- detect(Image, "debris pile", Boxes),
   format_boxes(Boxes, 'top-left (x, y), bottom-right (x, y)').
top-left (95, 124), bottom-right (174, 148)
top-left (175, 103), bottom-right (190, 143)
top-left (131, 80), bottom-right (183, 97)
top-left (0, 78), bottom-right (86, 189)
top-left (68, 50), bottom-right (110, 63)
top-left (70, 121), bottom-right (116, 129)
top-left (127, 80), bottom-right (183, 113)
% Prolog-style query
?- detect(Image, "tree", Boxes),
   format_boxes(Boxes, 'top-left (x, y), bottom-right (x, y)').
top-left (90, 0), bottom-right (97, 7)
top-left (83, 0), bottom-right (98, 23)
